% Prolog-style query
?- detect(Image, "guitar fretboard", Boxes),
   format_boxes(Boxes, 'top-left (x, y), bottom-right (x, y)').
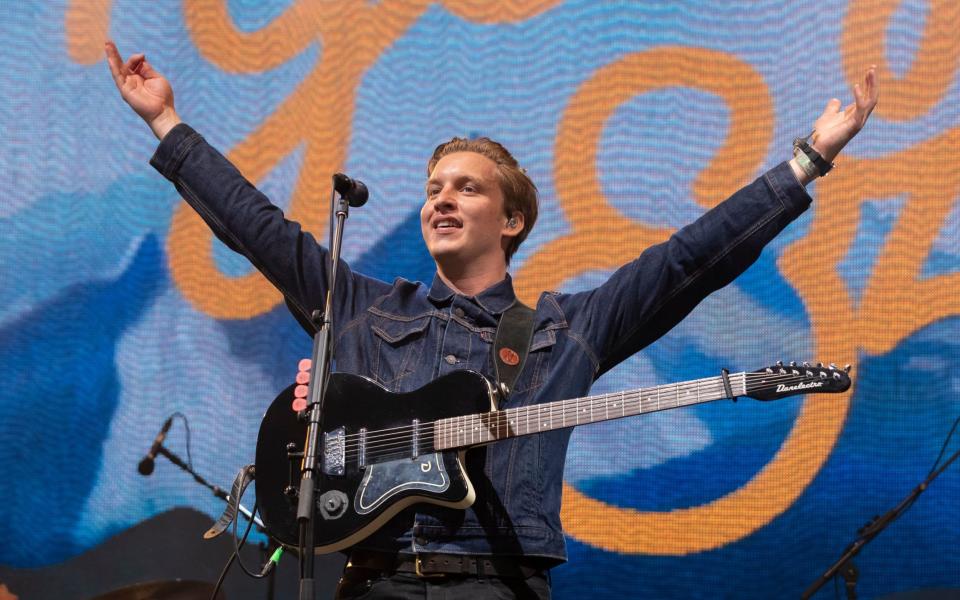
top-left (433, 372), bottom-right (747, 450)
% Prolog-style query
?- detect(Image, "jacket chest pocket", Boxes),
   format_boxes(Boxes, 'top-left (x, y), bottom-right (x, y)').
top-left (370, 315), bottom-right (432, 390)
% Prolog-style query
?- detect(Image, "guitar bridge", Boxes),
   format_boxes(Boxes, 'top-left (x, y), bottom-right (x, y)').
top-left (323, 427), bottom-right (345, 476)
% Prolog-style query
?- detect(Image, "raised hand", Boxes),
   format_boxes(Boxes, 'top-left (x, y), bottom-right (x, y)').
top-left (105, 40), bottom-right (181, 140)
top-left (809, 65), bottom-right (879, 163)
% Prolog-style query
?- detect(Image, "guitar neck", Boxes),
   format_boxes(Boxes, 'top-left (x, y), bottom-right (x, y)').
top-left (434, 372), bottom-right (747, 450)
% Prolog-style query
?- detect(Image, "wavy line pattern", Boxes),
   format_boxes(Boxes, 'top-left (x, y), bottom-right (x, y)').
top-left (0, 1), bottom-right (957, 598)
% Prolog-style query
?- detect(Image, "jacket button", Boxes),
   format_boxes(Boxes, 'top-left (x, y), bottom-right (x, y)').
top-left (444, 354), bottom-right (457, 365)
top-left (453, 307), bottom-right (465, 318)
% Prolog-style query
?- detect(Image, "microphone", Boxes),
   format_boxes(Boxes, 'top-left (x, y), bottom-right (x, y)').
top-left (332, 173), bottom-right (368, 207)
top-left (138, 415), bottom-right (174, 476)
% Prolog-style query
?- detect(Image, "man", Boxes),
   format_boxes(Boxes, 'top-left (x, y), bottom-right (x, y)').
top-left (105, 41), bottom-right (877, 599)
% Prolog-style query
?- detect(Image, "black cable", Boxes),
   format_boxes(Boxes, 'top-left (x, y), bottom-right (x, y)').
top-left (170, 411), bottom-right (194, 470)
top-left (233, 500), bottom-right (270, 579)
top-left (210, 499), bottom-right (257, 600)
top-left (869, 413), bottom-right (960, 535)
top-left (928, 414), bottom-right (960, 477)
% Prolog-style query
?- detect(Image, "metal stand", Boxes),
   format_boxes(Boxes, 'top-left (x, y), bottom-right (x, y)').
top-left (155, 445), bottom-right (263, 528)
top-left (147, 443), bottom-right (275, 599)
top-left (297, 174), bottom-right (367, 600)
top-left (801, 446), bottom-right (960, 598)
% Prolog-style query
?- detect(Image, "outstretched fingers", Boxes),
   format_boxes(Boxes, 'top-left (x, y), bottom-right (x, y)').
top-left (852, 66), bottom-right (878, 126)
top-left (104, 41), bottom-right (127, 89)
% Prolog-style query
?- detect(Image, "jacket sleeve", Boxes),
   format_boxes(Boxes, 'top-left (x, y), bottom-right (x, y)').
top-left (150, 123), bottom-right (392, 333)
top-left (560, 162), bottom-right (812, 378)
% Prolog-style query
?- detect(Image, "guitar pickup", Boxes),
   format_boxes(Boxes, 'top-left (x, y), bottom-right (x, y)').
top-left (323, 427), bottom-right (345, 476)
top-left (411, 419), bottom-right (419, 460)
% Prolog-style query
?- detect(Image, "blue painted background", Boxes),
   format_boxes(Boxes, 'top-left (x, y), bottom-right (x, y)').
top-left (1, 1), bottom-right (958, 598)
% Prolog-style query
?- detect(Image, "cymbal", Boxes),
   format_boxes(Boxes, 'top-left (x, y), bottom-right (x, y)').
top-left (90, 579), bottom-right (224, 600)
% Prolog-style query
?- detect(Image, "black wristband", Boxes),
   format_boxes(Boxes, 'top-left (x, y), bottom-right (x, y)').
top-left (792, 137), bottom-right (833, 177)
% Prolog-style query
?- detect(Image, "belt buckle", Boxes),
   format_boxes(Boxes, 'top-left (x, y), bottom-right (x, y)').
top-left (414, 555), bottom-right (446, 579)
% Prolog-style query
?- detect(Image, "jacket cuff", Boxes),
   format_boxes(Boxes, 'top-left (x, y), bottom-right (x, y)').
top-left (764, 160), bottom-right (813, 219)
top-left (149, 123), bottom-right (204, 180)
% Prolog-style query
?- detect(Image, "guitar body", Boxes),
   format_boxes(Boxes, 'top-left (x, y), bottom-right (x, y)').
top-left (255, 370), bottom-right (498, 553)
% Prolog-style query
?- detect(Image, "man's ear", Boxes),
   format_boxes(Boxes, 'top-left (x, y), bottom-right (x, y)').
top-left (503, 212), bottom-right (524, 237)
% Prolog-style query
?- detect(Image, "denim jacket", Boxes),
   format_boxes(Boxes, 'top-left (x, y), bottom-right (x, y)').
top-left (151, 124), bottom-right (811, 562)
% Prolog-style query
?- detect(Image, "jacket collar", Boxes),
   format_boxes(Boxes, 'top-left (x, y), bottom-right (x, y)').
top-left (428, 273), bottom-right (517, 315)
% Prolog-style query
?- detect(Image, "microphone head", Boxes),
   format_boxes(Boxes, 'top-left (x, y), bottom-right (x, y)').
top-left (348, 181), bottom-right (368, 207)
top-left (138, 457), bottom-right (155, 476)
top-left (332, 173), bottom-right (368, 207)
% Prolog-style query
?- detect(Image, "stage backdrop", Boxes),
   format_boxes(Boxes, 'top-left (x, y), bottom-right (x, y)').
top-left (2, 1), bottom-right (959, 598)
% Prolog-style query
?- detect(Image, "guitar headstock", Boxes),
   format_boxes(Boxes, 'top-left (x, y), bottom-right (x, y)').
top-left (745, 361), bottom-right (852, 401)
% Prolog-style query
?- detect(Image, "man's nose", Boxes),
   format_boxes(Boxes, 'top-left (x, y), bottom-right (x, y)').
top-left (434, 187), bottom-right (457, 209)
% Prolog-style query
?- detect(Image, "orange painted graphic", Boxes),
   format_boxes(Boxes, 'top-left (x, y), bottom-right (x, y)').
top-left (548, 18), bottom-right (960, 554)
top-left (170, 0), bottom-right (559, 318)
top-left (66, 0), bottom-right (112, 65)
top-left (68, 0), bottom-right (559, 319)
top-left (513, 46), bottom-right (774, 306)
top-left (842, 0), bottom-right (959, 121)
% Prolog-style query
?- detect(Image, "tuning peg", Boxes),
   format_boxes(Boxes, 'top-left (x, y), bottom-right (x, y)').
top-left (805, 370), bottom-right (813, 377)
top-left (816, 362), bottom-right (823, 368)
top-left (844, 364), bottom-right (852, 373)
top-left (776, 360), bottom-right (783, 367)
top-left (829, 363), bottom-right (837, 370)
top-left (820, 371), bottom-right (827, 378)
top-left (833, 372), bottom-right (843, 380)
top-left (789, 361), bottom-right (796, 367)
top-left (803, 361), bottom-right (811, 368)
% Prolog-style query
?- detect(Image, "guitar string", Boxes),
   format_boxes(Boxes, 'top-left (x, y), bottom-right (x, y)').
top-left (328, 370), bottom-right (827, 446)
top-left (327, 371), bottom-right (846, 461)
top-left (335, 371), bottom-right (841, 457)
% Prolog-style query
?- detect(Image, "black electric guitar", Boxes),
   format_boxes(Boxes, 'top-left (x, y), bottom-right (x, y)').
top-left (255, 362), bottom-right (851, 553)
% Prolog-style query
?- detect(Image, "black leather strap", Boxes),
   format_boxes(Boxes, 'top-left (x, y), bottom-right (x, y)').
top-left (492, 300), bottom-right (536, 402)
top-left (793, 138), bottom-right (833, 176)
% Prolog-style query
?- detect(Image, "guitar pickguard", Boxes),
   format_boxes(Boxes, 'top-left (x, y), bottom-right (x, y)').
top-left (354, 452), bottom-right (449, 515)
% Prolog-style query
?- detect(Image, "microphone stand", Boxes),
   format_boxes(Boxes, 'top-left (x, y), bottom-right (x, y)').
top-left (148, 443), bottom-right (276, 600)
top-left (154, 445), bottom-right (263, 528)
top-left (801, 445), bottom-right (960, 599)
top-left (297, 178), bottom-right (356, 600)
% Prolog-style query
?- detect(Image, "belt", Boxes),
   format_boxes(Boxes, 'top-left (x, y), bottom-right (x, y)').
top-left (346, 550), bottom-right (545, 579)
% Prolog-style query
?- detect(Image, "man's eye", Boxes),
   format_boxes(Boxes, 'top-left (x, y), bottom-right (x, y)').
top-left (462, 185), bottom-right (476, 193)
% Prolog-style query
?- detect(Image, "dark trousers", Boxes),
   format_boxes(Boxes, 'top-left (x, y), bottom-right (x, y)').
top-left (335, 568), bottom-right (552, 599)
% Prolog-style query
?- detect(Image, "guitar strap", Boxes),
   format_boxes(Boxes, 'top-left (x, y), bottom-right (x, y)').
top-left (492, 300), bottom-right (536, 404)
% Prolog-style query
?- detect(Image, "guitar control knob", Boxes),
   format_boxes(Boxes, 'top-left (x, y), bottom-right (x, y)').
top-left (318, 490), bottom-right (348, 520)
top-left (284, 485), bottom-right (298, 499)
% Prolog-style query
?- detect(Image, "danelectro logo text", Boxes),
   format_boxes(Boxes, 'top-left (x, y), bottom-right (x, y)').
top-left (777, 381), bottom-right (825, 393)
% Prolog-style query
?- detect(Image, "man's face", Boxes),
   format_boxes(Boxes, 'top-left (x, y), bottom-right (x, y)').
top-left (420, 151), bottom-right (515, 271)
